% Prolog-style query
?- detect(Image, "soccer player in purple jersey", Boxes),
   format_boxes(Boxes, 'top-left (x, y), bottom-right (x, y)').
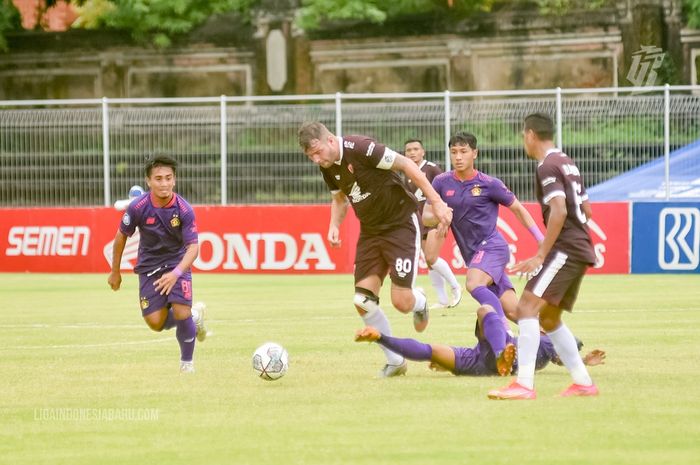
top-left (298, 122), bottom-right (453, 377)
top-left (403, 138), bottom-right (462, 309)
top-left (489, 113), bottom-right (599, 400)
top-left (355, 305), bottom-right (606, 377)
top-left (107, 155), bottom-right (207, 374)
top-left (424, 132), bottom-right (544, 330)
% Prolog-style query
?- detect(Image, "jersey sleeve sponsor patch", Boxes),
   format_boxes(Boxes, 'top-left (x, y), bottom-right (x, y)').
top-left (376, 148), bottom-right (398, 170)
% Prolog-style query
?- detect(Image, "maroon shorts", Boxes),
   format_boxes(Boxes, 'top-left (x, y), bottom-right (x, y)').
top-left (138, 267), bottom-right (193, 316)
top-left (524, 250), bottom-right (589, 311)
top-left (354, 213), bottom-right (421, 289)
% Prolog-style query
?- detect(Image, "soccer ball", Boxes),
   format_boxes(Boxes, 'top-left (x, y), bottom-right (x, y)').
top-left (252, 342), bottom-right (288, 381)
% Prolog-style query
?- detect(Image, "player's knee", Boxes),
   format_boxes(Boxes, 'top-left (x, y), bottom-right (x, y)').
top-left (424, 252), bottom-right (438, 267)
top-left (144, 317), bottom-right (164, 332)
top-left (353, 287), bottom-right (380, 316)
top-left (539, 313), bottom-right (561, 332)
top-left (476, 304), bottom-right (495, 321)
top-left (390, 292), bottom-right (413, 313)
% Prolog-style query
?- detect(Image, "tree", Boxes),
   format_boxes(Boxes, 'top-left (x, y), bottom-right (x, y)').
top-left (296, 0), bottom-right (496, 30)
top-left (685, 0), bottom-right (700, 28)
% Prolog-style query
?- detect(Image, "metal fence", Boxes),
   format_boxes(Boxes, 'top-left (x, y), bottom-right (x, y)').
top-left (1, 85), bottom-right (698, 207)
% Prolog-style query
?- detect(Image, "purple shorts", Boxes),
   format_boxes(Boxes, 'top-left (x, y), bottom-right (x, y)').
top-left (138, 267), bottom-right (193, 316)
top-left (468, 242), bottom-right (514, 297)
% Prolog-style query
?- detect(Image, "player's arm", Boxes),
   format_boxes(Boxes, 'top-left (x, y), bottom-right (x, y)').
top-left (392, 154), bottom-right (452, 232)
top-left (422, 202), bottom-right (439, 227)
top-left (582, 199), bottom-right (593, 221)
top-left (154, 243), bottom-right (199, 296)
top-left (328, 190), bottom-right (348, 248)
top-left (511, 195), bottom-right (566, 275)
top-left (108, 231), bottom-right (128, 291)
top-left (508, 199), bottom-right (544, 244)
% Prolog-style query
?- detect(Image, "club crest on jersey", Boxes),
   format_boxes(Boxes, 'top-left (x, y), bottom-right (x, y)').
top-left (140, 297), bottom-right (149, 310)
top-left (471, 186), bottom-right (482, 196)
top-left (347, 164), bottom-right (354, 174)
top-left (170, 216), bottom-right (180, 227)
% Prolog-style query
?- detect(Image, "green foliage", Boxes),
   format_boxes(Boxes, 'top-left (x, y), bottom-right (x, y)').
top-left (0, 0), bottom-right (21, 52)
top-left (684, 0), bottom-right (700, 28)
top-left (536, 0), bottom-right (610, 15)
top-left (75, 0), bottom-right (258, 47)
top-left (296, 0), bottom-right (494, 30)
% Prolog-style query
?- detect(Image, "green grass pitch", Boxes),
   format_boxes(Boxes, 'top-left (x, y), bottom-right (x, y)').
top-left (2, 273), bottom-right (700, 465)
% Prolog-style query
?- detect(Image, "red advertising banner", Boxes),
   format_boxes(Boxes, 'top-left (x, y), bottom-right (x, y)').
top-left (0, 202), bottom-right (629, 274)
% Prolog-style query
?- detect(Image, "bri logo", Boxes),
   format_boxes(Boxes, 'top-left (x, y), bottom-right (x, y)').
top-left (658, 207), bottom-right (700, 270)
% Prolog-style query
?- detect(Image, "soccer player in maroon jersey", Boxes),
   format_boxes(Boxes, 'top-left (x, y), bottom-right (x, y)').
top-left (108, 155), bottom-right (207, 374)
top-left (403, 138), bottom-right (462, 309)
top-left (298, 122), bottom-right (453, 377)
top-left (489, 113), bottom-right (599, 399)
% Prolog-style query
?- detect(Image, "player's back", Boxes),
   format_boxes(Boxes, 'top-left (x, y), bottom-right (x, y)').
top-left (536, 151), bottom-right (595, 264)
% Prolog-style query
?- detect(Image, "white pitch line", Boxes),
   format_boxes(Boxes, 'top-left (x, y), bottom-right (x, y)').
top-left (7, 337), bottom-right (172, 351)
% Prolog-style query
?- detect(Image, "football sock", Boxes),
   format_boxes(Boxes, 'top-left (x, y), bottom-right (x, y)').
top-left (515, 318), bottom-right (540, 390)
top-left (481, 311), bottom-right (506, 355)
top-left (377, 335), bottom-right (432, 361)
top-left (428, 268), bottom-right (448, 305)
top-left (411, 288), bottom-right (427, 312)
top-left (161, 307), bottom-right (176, 331)
top-left (175, 317), bottom-right (196, 362)
top-left (362, 308), bottom-right (404, 366)
top-left (471, 285), bottom-right (509, 329)
top-left (430, 257), bottom-right (460, 291)
top-left (546, 323), bottom-right (593, 386)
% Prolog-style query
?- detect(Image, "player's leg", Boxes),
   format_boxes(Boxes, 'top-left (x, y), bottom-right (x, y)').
top-left (138, 274), bottom-right (175, 331)
top-left (498, 288), bottom-right (519, 323)
top-left (536, 262), bottom-right (597, 396)
top-left (355, 327), bottom-right (456, 372)
top-left (487, 290), bottom-right (541, 400)
top-left (171, 302), bottom-right (196, 373)
top-left (385, 214), bottom-right (428, 332)
top-left (476, 305), bottom-right (515, 376)
top-left (424, 228), bottom-right (462, 308)
top-left (168, 272), bottom-right (198, 373)
top-left (466, 267), bottom-right (507, 325)
top-left (354, 272), bottom-right (406, 376)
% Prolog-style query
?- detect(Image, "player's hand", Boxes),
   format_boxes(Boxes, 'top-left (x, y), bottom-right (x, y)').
top-left (511, 255), bottom-right (544, 279)
top-left (153, 272), bottom-right (178, 296)
top-left (431, 201), bottom-right (452, 227)
top-left (583, 349), bottom-right (606, 366)
top-left (327, 225), bottom-right (342, 248)
top-left (108, 271), bottom-right (122, 291)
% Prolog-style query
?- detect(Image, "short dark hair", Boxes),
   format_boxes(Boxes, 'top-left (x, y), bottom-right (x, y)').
top-left (449, 132), bottom-right (477, 150)
top-left (523, 113), bottom-right (554, 141)
top-left (404, 138), bottom-right (423, 147)
top-left (298, 121), bottom-right (331, 151)
top-left (144, 155), bottom-right (178, 178)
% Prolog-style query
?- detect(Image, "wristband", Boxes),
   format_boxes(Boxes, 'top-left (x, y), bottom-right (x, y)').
top-left (528, 225), bottom-right (545, 243)
top-left (172, 267), bottom-right (183, 278)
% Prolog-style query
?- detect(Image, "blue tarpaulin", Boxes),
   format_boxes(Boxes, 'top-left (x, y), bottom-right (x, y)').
top-left (587, 139), bottom-right (700, 201)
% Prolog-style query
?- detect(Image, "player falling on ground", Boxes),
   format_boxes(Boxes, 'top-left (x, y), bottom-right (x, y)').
top-left (355, 304), bottom-right (605, 377)
top-left (403, 138), bottom-right (462, 309)
top-left (489, 113), bottom-right (599, 400)
top-left (424, 132), bottom-right (544, 330)
top-left (298, 122), bottom-right (452, 377)
top-left (107, 155), bottom-right (207, 374)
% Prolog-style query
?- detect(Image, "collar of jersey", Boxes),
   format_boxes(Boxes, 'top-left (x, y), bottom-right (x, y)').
top-left (335, 136), bottom-right (344, 165)
top-left (150, 192), bottom-right (177, 208)
top-left (452, 169), bottom-right (479, 182)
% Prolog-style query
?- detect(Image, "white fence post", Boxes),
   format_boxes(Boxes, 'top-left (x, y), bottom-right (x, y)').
top-left (664, 83), bottom-right (671, 201)
top-left (101, 97), bottom-right (111, 207)
top-left (444, 90), bottom-right (451, 171)
top-left (220, 95), bottom-right (228, 205)
top-left (335, 92), bottom-right (343, 137)
top-left (556, 87), bottom-right (563, 149)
